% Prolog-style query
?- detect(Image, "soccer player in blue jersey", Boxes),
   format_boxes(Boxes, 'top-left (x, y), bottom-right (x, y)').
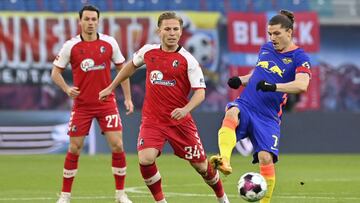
top-left (210, 10), bottom-right (311, 203)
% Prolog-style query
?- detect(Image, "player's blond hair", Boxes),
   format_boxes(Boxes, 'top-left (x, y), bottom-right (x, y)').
top-left (157, 11), bottom-right (183, 28)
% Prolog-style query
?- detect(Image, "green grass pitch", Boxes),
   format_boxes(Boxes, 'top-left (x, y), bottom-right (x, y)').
top-left (0, 154), bottom-right (359, 203)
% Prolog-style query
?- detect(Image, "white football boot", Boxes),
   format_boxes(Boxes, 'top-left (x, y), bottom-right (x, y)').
top-left (56, 192), bottom-right (71, 203)
top-left (217, 193), bottom-right (230, 203)
top-left (115, 190), bottom-right (132, 203)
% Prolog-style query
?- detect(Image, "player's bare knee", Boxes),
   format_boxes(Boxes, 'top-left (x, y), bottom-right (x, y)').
top-left (111, 141), bottom-right (124, 152)
top-left (138, 154), bottom-right (156, 165)
top-left (191, 161), bottom-right (208, 175)
top-left (68, 143), bottom-right (83, 155)
top-left (225, 107), bottom-right (240, 121)
top-left (258, 151), bottom-right (273, 165)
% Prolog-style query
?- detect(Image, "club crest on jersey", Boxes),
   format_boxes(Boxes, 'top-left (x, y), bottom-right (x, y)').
top-left (80, 58), bottom-right (105, 72)
top-left (282, 58), bottom-right (292, 64)
top-left (172, 60), bottom-right (179, 68)
top-left (150, 70), bottom-right (176, 86)
top-left (100, 46), bottom-right (106, 54)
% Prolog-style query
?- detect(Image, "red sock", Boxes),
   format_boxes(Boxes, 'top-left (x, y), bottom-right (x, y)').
top-left (202, 162), bottom-right (224, 198)
top-left (62, 152), bottom-right (79, 193)
top-left (139, 163), bottom-right (164, 201)
top-left (112, 152), bottom-right (126, 190)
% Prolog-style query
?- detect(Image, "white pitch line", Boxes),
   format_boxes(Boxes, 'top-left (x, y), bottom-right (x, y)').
top-left (1, 185), bottom-right (360, 201)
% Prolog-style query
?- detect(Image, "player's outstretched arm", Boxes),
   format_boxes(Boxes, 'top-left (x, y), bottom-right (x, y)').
top-left (51, 66), bottom-right (80, 99)
top-left (170, 88), bottom-right (205, 120)
top-left (115, 64), bottom-right (134, 115)
top-left (257, 73), bottom-right (310, 93)
top-left (275, 73), bottom-right (310, 93)
top-left (99, 61), bottom-right (137, 101)
top-left (228, 71), bottom-right (254, 89)
top-left (239, 71), bottom-right (254, 86)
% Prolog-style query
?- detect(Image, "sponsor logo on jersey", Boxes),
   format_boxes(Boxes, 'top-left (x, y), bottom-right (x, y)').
top-left (256, 60), bottom-right (285, 77)
top-left (150, 70), bottom-right (176, 86)
top-left (172, 60), bottom-right (179, 68)
top-left (282, 58), bottom-right (292, 64)
top-left (100, 46), bottom-right (106, 54)
top-left (80, 58), bottom-right (105, 72)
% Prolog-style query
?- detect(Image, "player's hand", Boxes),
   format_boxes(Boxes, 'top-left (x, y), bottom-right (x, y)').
top-left (124, 99), bottom-right (134, 115)
top-left (228, 76), bottom-right (242, 89)
top-left (171, 108), bottom-right (188, 120)
top-left (66, 86), bottom-right (80, 99)
top-left (99, 87), bottom-right (112, 101)
top-left (256, 80), bottom-right (277, 92)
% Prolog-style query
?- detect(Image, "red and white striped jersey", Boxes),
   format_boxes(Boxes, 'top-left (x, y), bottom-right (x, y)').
top-left (133, 44), bottom-right (206, 125)
top-left (53, 33), bottom-right (125, 109)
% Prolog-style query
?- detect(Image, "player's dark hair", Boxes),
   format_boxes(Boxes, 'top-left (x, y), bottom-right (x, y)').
top-left (269, 10), bottom-right (294, 30)
top-left (79, 5), bottom-right (100, 19)
top-left (157, 11), bottom-right (183, 28)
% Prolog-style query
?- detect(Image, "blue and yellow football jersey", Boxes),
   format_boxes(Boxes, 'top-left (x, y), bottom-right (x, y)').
top-left (239, 42), bottom-right (312, 120)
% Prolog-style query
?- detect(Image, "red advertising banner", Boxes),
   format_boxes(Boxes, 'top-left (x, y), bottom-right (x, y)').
top-left (295, 66), bottom-right (320, 111)
top-left (227, 12), bottom-right (319, 53)
top-left (227, 13), bottom-right (267, 53)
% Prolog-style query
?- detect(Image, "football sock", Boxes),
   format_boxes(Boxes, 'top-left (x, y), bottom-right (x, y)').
top-left (140, 163), bottom-right (164, 201)
top-left (202, 162), bottom-right (224, 198)
top-left (260, 163), bottom-right (276, 203)
top-left (62, 152), bottom-right (79, 193)
top-left (112, 152), bottom-right (127, 190)
top-left (218, 118), bottom-right (238, 161)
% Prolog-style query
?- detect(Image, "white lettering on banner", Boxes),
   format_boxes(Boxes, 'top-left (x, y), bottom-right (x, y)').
top-left (0, 13), bottom-right (154, 84)
top-left (291, 22), bottom-right (314, 46)
top-left (250, 22), bottom-right (265, 45)
top-left (299, 21), bottom-right (313, 45)
top-left (0, 69), bottom-right (52, 84)
top-left (233, 21), bottom-right (264, 46)
top-left (233, 21), bottom-right (248, 44)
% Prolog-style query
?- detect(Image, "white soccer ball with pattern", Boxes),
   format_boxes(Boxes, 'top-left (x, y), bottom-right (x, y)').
top-left (237, 172), bottom-right (267, 202)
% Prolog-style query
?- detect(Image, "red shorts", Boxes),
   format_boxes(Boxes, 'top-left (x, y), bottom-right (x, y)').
top-left (68, 107), bottom-right (122, 136)
top-left (137, 119), bottom-right (207, 162)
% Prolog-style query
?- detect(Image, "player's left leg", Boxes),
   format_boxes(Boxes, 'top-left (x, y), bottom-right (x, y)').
top-left (258, 151), bottom-right (276, 203)
top-left (190, 160), bottom-right (229, 203)
top-left (104, 131), bottom-right (132, 203)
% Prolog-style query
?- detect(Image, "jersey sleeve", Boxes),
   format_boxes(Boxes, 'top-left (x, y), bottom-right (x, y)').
top-left (187, 55), bottom-right (206, 89)
top-left (53, 40), bottom-right (72, 68)
top-left (110, 37), bottom-right (125, 65)
top-left (132, 44), bottom-right (156, 68)
top-left (294, 51), bottom-right (312, 77)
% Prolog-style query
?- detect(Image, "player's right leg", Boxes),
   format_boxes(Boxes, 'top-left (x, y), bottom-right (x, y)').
top-left (138, 148), bottom-right (165, 203)
top-left (137, 124), bottom-right (167, 203)
top-left (57, 110), bottom-right (91, 203)
top-left (210, 106), bottom-right (240, 175)
top-left (57, 136), bottom-right (86, 203)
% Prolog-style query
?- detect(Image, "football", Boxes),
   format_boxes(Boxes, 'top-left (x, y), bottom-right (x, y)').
top-left (237, 172), bottom-right (267, 202)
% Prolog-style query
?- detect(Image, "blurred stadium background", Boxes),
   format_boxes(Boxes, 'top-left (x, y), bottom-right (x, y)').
top-left (0, 0), bottom-right (359, 202)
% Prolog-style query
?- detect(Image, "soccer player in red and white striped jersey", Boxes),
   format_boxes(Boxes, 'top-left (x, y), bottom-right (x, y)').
top-left (52, 5), bottom-right (133, 203)
top-left (100, 12), bottom-right (229, 203)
